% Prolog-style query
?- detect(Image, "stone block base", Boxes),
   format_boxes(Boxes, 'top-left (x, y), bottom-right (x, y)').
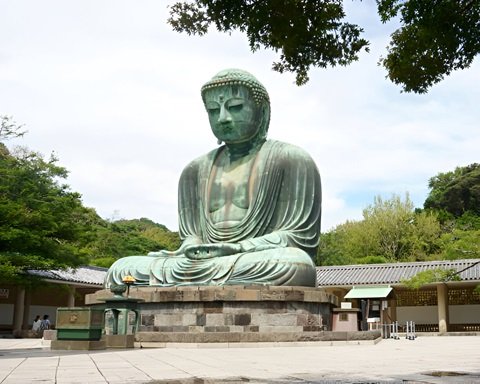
top-left (42, 330), bottom-right (57, 340)
top-left (51, 339), bottom-right (106, 350)
top-left (135, 330), bottom-right (381, 344)
top-left (88, 286), bottom-right (340, 344)
top-left (105, 334), bottom-right (134, 348)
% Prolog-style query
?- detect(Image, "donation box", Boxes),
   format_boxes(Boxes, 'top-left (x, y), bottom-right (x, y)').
top-left (56, 307), bottom-right (104, 341)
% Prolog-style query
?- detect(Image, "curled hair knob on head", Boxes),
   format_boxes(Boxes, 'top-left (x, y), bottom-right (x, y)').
top-left (201, 68), bottom-right (270, 107)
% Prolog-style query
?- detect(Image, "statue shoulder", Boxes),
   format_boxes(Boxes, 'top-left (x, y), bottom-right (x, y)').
top-left (265, 140), bottom-right (318, 165)
top-left (180, 147), bottom-right (221, 178)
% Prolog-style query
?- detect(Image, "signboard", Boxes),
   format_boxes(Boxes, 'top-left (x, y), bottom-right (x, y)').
top-left (0, 289), bottom-right (9, 299)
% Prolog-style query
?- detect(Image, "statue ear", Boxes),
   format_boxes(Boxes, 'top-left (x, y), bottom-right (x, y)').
top-left (260, 103), bottom-right (270, 136)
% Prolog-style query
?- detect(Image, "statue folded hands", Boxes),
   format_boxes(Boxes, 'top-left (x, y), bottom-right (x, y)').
top-left (105, 69), bottom-right (321, 288)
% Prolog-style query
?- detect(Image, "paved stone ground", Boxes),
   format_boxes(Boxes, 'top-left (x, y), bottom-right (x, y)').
top-left (0, 336), bottom-right (479, 383)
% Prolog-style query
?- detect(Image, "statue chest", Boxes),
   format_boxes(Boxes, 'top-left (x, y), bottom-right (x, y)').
top-left (207, 152), bottom-right (258, 225)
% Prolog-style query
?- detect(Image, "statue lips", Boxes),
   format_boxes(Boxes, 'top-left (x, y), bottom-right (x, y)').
top-left (219, 124), bottom-right (233, 134)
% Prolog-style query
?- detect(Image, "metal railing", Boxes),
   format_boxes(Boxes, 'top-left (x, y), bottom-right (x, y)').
top-left (382, 321), bottom-right (416, 340)
top-left (405, 321), bottom-right (416, 340)
top-left (382, 321), bottom-right (400, 339)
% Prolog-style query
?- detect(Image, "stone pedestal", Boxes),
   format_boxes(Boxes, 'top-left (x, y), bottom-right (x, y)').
top-left (105, 334), bottom-right (135, 348)
top-left (51, 339), bottom-right (106, 350)
top-left (86, 286), bottom-right (339, 344)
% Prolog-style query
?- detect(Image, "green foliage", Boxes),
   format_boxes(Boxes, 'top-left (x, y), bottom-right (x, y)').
top-left (0, 118), bottom-right (185, 275)
top-left (0, 146), bottom-right (92, 282)
top-left (0, 115), bottom-right (27, 141)
top-left (168, 1), bottom-right (480, 92)
top-left (318, 194), bottom-right (442, 265)
top-left (439, 229), bottom-right (480, 260)
top-left (424, 163), bottom-right (480, 218)
top-left (0, 137), bottom-right (181, 277)
top-left (378, 0), bottom-right (480, 93)
top-left (85, 218), bottom-right (181, 267)
top-left (317, 230), bottom-right (355, 266)
top-left (319, 163), bottom-right (480, 266)
top-left (168, 0), bottom-right (369, 85)
top-left (89, 256), bottom-right (117, 268)
top-left (455, 211), bottom-right (480, 230)
top-left (355, 255), bottom-right (388, 265)
top-left (401, 268), bottom-right (460, 290)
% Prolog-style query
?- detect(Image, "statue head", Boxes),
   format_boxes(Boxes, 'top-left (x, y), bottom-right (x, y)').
top-left (201, 69), bottom-right (271, 146)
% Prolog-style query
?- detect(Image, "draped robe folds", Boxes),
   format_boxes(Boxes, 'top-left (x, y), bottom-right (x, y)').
top-left (104, 140), bottom-right (321, 288)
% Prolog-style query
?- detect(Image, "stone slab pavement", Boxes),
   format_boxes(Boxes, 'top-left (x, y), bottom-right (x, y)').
top-left (0, 336), bottom-right (479, 383)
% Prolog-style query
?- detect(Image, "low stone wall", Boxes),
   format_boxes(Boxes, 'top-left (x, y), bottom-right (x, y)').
top-left (136, 330), bottom-right (381, 344)
top-left (87, 286), bottom-right (340, 343)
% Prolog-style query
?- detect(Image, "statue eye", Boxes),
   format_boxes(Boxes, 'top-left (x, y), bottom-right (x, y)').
top-left (228, 104), bottom-right (243, 112)
top-left (227, 98), bottom-right (243, 112)
top-left (207, 106), bottom-right (220, 114)
top-left (205, 101), bottom-right (220, 114)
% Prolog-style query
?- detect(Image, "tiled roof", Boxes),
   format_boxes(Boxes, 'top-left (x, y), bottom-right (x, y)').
top-left (316, 259), bottom-right (480, 287)
top-left (27, 266), bottom-right (107, 286)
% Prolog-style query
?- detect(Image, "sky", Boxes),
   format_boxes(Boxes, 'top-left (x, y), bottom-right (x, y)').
top-left (1, 1), bottom-right (479, 233)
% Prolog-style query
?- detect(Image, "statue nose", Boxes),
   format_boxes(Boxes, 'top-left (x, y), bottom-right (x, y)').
top-left (218, 105), bottom-right (232, 123)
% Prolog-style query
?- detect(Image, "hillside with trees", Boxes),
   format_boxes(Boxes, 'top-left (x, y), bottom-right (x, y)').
top-left (318, 163), bottom-right (480, 266)
top-left (0, 116), bottom-right (180, 282)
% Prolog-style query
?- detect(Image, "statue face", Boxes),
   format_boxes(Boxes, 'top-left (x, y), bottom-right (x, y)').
top-left (203, 85), bottom-right (263, 144)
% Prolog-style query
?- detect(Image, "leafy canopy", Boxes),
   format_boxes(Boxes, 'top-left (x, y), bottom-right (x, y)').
top-left (379, 0), bottom-right (480, 93)
top-left (168, 0), bottom-right (480, 93)
top-left (401, 268), bottom-right (460, 289)
top-left (424, 163), bottom-right (480, 218)
top-left (168, 0), bottom-right (369, 86)
top-left (0, 146), bottom-right (92, 282)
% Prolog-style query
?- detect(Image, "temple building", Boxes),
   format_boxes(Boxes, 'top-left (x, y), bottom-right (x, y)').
top-left (317, 259), bottom-right (480, 333)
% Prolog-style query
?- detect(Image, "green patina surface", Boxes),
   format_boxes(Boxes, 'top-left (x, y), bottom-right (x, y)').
top-left (105, 69), bottom-right (322, 288)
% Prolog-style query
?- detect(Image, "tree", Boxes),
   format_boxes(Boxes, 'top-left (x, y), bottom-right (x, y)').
top-left (424, 163), bottom-right (480, 218)
top-left (168, 0), bottom-right (480, 93)
top-left (0, 146), bottom-right (92, 282)
top-left (379, 0), bottom-right (480, 93)
top-left (169, 0), bottom-right (368, 86)
top-left (86, 218), bottom-right (181, 268)
top-left (0, 115), bottom-right (27, 141)
top-left (317, 194), bottom-right (442, 265)
top-left (439, 229), bottom-right (480, 260)
top-left (401, 268), bottom-right (460, 289)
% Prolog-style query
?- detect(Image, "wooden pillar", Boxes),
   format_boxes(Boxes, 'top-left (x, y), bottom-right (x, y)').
top-left (437, 283), bottom-right (449, 334)
top-left (389, 297), bottom-right (397, 322)
top-left (13, 287), bottom-right (25, 335)
top-left (22, 289), bottom-right (32, 330)
top-left (67, 286), bottom-right (76, 308)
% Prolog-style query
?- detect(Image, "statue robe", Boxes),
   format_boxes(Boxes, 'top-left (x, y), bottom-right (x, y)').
top-left (104, 140), bottom-right (321, 287)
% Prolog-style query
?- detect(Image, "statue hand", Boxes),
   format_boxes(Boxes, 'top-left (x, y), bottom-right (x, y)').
top-left (147, 249), bottom-right (182, 257)
top-left (185, 243), bottom-right (243, 260)
top-left (148, 236), bottom-right (204, 257)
